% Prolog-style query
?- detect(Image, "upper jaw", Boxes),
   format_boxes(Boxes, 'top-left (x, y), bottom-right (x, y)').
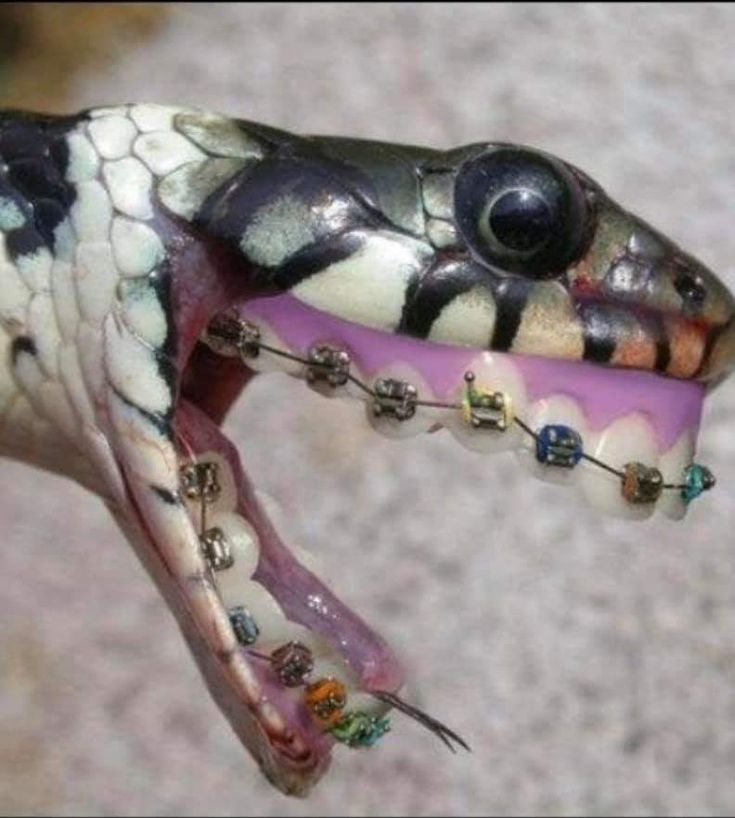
top-left (224, 292), bottom-right (714, 522)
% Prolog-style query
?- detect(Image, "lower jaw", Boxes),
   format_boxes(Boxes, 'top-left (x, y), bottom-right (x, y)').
top-left (174, 398), bottom-right (403, 689)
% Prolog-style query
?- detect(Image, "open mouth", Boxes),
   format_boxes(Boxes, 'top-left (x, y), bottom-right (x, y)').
top-left (155, 286), bottom-right (715, 793)
top-left (45, 102), bottom-right (723, 797)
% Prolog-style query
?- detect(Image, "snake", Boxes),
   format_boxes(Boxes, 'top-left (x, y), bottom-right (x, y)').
top-left (0, 103), bottom-right (732, 796)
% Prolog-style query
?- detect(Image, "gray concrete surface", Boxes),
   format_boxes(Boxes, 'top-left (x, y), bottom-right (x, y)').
top-left (2, 3), bottom-right (735, 815)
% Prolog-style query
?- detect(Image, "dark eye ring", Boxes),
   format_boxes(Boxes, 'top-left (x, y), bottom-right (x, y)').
top-left (454, 147), bottom-right (591, 280)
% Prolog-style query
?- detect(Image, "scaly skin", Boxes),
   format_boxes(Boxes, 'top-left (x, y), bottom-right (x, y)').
top-left (0, 104), bottom-right (732, 795)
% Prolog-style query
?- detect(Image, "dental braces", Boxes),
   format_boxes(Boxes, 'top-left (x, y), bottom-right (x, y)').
top-left (205, 317), bottom-right (716, 507)
top-left (175, 317), bottom-right (719, 758)
top-left (178, 460), bottom-right (469, 753)
top-left (247, 640), bottom-right (469, 752)
top-left (180, 461), bottom-right (225, 552)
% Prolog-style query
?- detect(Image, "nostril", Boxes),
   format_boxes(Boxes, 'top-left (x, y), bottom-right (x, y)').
top-left (674, 271), bottom-right (707, 310)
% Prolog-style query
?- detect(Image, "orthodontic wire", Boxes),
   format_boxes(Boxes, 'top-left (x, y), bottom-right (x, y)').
top-left (234, 331), bottom-right (692, 493)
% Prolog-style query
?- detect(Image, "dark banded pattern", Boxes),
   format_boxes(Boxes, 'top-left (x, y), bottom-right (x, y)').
top-left (491, 278), bottom-right (535, 351)
top-left (399, 257), bottom-right (489, 339)
top-left (579, 303), bottom-right (617, 365)
top-left (0, 111), bottom-right (85, 259)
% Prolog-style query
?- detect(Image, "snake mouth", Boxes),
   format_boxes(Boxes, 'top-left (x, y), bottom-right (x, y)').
top-left (111, 275), bottom-right (715, 796)
top-left (107, 226), bottom-right (715, 796)
top-left (177, 286), bottom-right (713, 781)
top-left (174, 286), bottom-right (713, 785)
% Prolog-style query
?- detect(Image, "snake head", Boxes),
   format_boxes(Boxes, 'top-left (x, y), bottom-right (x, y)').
top-left (194, 131), bottom-right (735, 376)
top-left (157, 112), bottom-right (732, 789)
top-left (5, 106), bottom-right (731, 797)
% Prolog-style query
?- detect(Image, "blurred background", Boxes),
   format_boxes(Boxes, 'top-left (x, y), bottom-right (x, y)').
top-left (1, 3), bottom-right (735, 815)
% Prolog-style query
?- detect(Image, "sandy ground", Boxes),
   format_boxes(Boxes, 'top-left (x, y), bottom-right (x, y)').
top-left (2, 3), bottom-right (735, 815)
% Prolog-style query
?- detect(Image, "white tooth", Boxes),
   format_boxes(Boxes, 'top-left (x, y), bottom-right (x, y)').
top-left (444, 351), bottom-right (527, 453)
top-left (305, 655), bottom-right (352, 686)
top-left (301, 345), bottom-right (357, 403)
top-left (239, 603), bottom-right (358, 686)
top-left (364, 362), bottom-right (441, 439)
top-left (222, 577), bottom-right (344, 677)
top-left (236, 311), bottom-right (302, 376)
top-left (516, 395), bottom-right (588, 487)
top-left (280, 628), bottom-right (367, 699)
top-left (657, 433), bottom-right (695, 521)
top-left (181, 450), bottom-right (238, 516)
top-left (232, 580), bottom-right (296, 643)
top-left (578, 413), bottom-right (659, 520)
top-left (210, 513), bottom-right (260, 607)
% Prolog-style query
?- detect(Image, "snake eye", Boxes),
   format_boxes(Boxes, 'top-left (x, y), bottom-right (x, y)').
top-left (454, 147), bottom-right (590, 279)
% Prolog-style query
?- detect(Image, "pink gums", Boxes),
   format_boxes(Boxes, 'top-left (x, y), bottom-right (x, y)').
top-left (245, 294), bottom-right (705, 452)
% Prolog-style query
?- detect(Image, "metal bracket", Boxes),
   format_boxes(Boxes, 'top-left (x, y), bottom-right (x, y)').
top-left (270, 641), bottom-right (315, 687)
top-left (461, 371), bottom-right (512, 431)
top-left (200, 526), bottom-right (234, 571)
top-left (206, 314), bottom-right (261, 359)
top-left (306, 344), bottom-right (351, 387)
top-left (535, 424), bottom-right (584, 468)
top-left (682, 463), bottom-right (716, 504)
top-left (180, 461), bottom-right (221, 504)
top-left (372, 378), bottom-right (418, 421)
top-left (621, 462), bottom-right (664, 504)
top-left (228, 606), bottom-right (260, 646)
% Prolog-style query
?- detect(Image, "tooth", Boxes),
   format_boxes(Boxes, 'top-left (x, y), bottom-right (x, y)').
top-left (181, 450), bottom-right (238, 516)
top-left (657, 433), bottom-right (695, 521)
top-left (578, 413), bottom-right (660, 520)
top-left (221, 576), bottom-right (334, 668)
top-left (286, 630), bottom-right (374, 710)
top-left (210, 512), bottom-right (260, 606)
top-left (444, 351), bottom-right (528, 453)
top-left (236, 310), bottom-right (302, 376)
top-left (364, 363), bottom-right (441, 439)
top-left (516, 395), bottom-right (588, 487)
top-left (347, 692), bottom-right (391, 719)
top-left (230, 580), bottom-right (298, 643)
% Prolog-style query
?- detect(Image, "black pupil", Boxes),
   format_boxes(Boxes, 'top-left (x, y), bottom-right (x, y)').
top-left (488, 189), bottom-right (553, 253)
